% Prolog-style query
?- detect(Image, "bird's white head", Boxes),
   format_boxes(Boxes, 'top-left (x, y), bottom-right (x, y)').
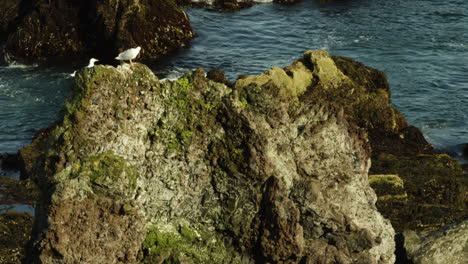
top-left (87, 58), bottom-right (99, 68)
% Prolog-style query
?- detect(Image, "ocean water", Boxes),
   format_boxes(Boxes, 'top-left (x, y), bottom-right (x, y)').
top-left (0, 0), bottom-right (467, 174)
top-left (157, 0), bottom-right (468, 156)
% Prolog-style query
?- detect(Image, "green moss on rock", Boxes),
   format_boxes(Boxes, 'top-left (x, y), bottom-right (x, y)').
top-left (141, 224), bottom-right (244, 264)
top-left (370, 153), bottom-right (468, 231)
top-left (71, 152), bottom-right (138, 196)
top-left (369, 174), bottom-right (406, 198)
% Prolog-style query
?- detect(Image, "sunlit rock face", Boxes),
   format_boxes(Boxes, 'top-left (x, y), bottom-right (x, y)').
top-left (21, 51), bottom-right (396, 263)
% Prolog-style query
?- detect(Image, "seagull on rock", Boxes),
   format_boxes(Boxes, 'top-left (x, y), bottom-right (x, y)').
top-left (87, 58), bottom-right (99, 68)
top-left (70, 58), bottom-right (99, 77)
top-left (115, 47), bottom-right (141, 65)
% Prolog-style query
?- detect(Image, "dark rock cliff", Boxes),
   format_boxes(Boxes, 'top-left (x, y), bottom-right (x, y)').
top-left (0, 0), bottom-right (193, 62)
top-left (20, 51), bottom-right (397, 263)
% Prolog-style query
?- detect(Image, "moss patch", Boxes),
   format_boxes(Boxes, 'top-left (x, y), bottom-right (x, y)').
top-left (141, 224), bottom-right (243, 264)
top-left (71, 152), bottom-right (138, 195)
top-left (369, 174), bottom-right (406, 197)
top-left (151, 71), bottom-right (226, 154)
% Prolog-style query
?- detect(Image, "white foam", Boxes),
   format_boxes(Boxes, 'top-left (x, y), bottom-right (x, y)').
top-left (4, 61), bottom-right (38, 69)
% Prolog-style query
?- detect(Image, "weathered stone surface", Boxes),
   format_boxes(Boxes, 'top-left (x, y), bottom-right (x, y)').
top-left (403, 220), bottom-right (468, 264)
top-left (35, 197), bottom-right (145, 264)
top-left (2, 0), bottom-right (193, 62)
top-left (21, 51), bottom-right (396, 263)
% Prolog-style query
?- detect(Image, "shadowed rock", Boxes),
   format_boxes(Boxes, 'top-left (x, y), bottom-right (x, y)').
top-left (1, 0), bottom-right (193, 62)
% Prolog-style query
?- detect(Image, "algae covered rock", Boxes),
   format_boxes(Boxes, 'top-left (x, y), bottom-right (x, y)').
top-left (370, 152), bottom-right (467, 232)
top-left (2, 0), bottom-right (193, 62)
top-left (0, 212), bottom-right (33, 264)
top-left (21, 51), bottom-right (397, 263)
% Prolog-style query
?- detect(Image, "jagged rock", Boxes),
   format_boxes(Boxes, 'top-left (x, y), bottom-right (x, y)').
top-left (403, 220), bottom-right (468, 264)
top-left (21, 51), bottom-right (396, 263)
top-left (2, 0), bottom-right (193, 62)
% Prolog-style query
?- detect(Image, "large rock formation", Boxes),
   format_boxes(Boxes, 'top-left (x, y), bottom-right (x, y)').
top-left (0, 0), bottom-right (193, 62)
top-left (21, 51), bottom-right (396, 263)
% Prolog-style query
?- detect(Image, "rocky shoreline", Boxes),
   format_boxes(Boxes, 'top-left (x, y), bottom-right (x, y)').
top-left (1, 1), bottom-right (467, 263)
top-left (0, 49), bottom-right (461, 263)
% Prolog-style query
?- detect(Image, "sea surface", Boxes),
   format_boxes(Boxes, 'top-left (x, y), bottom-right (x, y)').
top-left (1, 0), bottom-right (467, 185)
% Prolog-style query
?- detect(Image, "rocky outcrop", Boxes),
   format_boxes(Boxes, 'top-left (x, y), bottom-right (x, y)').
top-left (320, 56), bottom-right (466, 233)
top-left (403, 220), bottom-right (468, 264)
top-left (21, 51), bottom-right (396, 263)
top-left (1, 0), bottom-right (193, 62)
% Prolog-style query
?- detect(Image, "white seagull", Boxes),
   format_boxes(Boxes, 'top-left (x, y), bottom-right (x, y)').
top-left (70, 58), bottom-right (99, 77)
top-left (87, 58), bottom-right (99, 68)
top-left (115, 47), bottom-right (141, 65)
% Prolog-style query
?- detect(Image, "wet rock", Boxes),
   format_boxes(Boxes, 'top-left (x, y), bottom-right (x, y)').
top-left (3, 0), bottom-right (193, 62)
top-left (0, 212), bottom-right (33, 264)
top-left (21, 51), bottom-right (396, 263)
top-left (403, 220), bottom-right (468, 264)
